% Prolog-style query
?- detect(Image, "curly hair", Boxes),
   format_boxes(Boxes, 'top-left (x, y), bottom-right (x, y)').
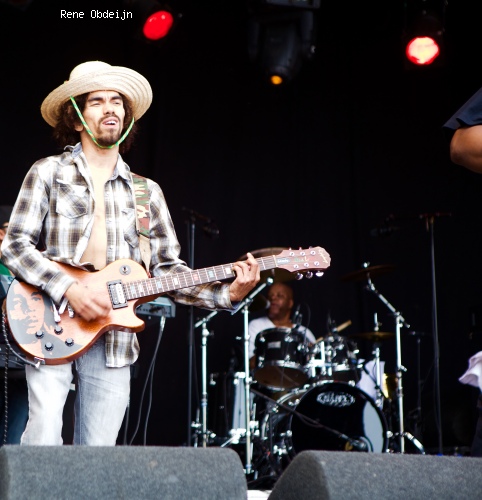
top-left (52, 92), bottom-right (138, 154)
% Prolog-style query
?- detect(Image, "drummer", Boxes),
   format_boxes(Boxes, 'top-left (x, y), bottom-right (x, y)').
top-left (248, 282), bottom-right (316, 367)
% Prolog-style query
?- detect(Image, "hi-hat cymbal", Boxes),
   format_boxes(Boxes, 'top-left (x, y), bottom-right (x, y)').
top-left (349, 331), bottom-right (394, 341)
top-left (341, 264), bottom-right (395, 282)
top-left (239, 247), bottom-right (294, 282)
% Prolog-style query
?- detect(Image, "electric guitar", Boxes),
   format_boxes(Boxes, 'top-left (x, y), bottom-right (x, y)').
top-left (5, 247), bottom-right (330, 365)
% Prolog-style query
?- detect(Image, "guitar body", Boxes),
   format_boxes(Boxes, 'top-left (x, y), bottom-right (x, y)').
top-left (5, 247), bottom-right (331, 365)
top-left (5, 259), bottom-right (150, 365)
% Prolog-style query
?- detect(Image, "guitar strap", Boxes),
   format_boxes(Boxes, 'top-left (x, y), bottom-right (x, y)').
top-left (131, 173), bottom-right (151, 274)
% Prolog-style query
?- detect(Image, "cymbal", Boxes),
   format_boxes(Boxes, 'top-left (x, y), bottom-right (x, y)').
top-left (341, 264), bottom-right (395, 282)
top-left (239, 247), bottom-right (294, 282)
top-left (349, 331), bottom-right (394, 341)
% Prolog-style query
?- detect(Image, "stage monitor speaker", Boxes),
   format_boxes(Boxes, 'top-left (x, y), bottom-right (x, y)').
top-left (0, 445), bottom-right (247, 500)
top-left (268, 450), bottom-right (482, 500)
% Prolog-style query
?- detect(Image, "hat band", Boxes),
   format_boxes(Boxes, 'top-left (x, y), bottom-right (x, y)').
top-left (70, 96), bottom-right (134, 149)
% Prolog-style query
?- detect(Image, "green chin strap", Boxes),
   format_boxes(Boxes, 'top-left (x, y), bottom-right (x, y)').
top-left (70, 96), bottom-right (134, 149)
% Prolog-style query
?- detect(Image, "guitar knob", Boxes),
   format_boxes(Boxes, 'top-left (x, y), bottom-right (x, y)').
top-left (55, 325), bottom-right (63, 335)
top-left (35, 330), bottom-right (44, 339)
top-left (65, 338), bottom-right (74, 347)
top-left (45, 342), bottom-right (53, 351)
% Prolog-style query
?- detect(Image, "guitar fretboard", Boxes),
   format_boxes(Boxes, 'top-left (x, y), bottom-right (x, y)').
top-left (123, 256), bottom-right (276, 301)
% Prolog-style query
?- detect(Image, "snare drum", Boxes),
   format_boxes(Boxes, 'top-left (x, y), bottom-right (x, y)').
top-left (254, 327), bottom-right (310, 390)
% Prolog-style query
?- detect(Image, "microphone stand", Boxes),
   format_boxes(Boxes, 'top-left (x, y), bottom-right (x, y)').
top-left (185, 215), bottom-right (196, 447)
top-left (419, 212), bottom-right (448, 456)
top-left (365, 276), bottom-right (411, 453)
top-left (183, 207), bottom-right (219, 447)
top-left (229, 277), bottom-right (273, 475)
top-left (381, 212), bottom-right (449, 454)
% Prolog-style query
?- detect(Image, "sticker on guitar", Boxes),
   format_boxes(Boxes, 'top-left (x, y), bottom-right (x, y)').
top-left (5, 247), bottom-right (330, 365)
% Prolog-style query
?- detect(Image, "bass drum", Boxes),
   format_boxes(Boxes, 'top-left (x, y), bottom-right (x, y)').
top-left (266, 381), bottom-right (388, 457)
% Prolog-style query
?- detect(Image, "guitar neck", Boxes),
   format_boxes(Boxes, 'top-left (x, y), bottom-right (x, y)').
top-left (120, 255), bottom-right (277, 302)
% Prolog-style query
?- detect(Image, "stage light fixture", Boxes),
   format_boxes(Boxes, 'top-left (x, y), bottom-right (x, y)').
top-left (248, 7), bottom-right (318, 85)
top-left (143, 9), bottom-right (174, 40)
top-left (403, 7), bottom-right (445, 68)
top-left (0, 0), bottom-right (34, 10)
top-left (123, 0), bottom-right (180, 44)
top-left (255, 0), bottom-right (321, 8)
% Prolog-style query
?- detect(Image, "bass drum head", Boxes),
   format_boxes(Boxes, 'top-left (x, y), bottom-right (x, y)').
top-left (285, 381), bottom-right (388, 454)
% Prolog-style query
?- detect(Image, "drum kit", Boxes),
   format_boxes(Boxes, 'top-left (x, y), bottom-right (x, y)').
top-left (194, 251), bottom-right (425, 482)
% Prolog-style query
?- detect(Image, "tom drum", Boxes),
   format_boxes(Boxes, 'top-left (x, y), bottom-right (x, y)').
top-left (254, 327), bottom-right (310, 390)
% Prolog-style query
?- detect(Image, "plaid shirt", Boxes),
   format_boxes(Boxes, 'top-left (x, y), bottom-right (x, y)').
top-left (1, 143), bottom-right (233, 367)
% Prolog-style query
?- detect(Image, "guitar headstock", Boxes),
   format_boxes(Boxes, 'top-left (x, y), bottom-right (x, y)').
top-left (274, 247), bottom-right (331, 279)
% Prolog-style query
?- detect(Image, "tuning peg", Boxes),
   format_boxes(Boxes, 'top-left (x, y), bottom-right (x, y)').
top-left (316, 271), bottom-right (324, 277)
top-left (305, 271), bottom-right (313, 279)
top-left (295, 273), bottom-right (303, 280)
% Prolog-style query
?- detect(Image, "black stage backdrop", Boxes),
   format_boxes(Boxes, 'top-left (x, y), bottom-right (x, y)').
top-left (2, 0), bottom-right (482, 453)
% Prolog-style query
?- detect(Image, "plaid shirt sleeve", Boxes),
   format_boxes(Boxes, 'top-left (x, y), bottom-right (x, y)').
top-left (1, 156), bottom-right (78, 303)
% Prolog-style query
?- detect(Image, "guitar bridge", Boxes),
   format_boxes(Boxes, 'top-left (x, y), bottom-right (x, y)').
top-left (107, 280), bottom-right (128, 309)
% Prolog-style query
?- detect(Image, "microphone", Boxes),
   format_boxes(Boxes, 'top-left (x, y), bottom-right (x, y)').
top-left (344, 437), bottom-right (369, 452)
top-left (369, 225), bottom-right (399, 237)
top-left (202, 222), bottom-right (220, 239)
top-left (264, 299), bottom-right (271, 309)
top-left (182, 207), bottom-right (220, 238)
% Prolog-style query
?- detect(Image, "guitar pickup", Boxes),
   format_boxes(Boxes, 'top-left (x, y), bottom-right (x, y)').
top-left (107, 280), bottom-right (128, 309)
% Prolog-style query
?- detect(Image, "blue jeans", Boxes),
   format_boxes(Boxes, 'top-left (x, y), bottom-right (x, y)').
top-left (21, 336), bottom-right (130, 445)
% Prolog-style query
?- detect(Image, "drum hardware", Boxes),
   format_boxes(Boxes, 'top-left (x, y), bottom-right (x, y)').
top-left (364, 314), bottom-right (386, 409)
top-left (363, 267), bottom-right (424, 454)
top-left (212, 276), bottom-right (273, 475)
top-left (193, 308), bottom-right (220, 448)
top-left (306, 326), bottom-right (360, 385)
top-left (208, 371), bottom-right (259, 448)
top-left (254, 327), bottom-right (311, 390)
top-left (389, 432), bottom-right (425, 454)
top-left (341, 263), bottom-right (396, 283)
top-left (349, 330), bottom-right (395, 341)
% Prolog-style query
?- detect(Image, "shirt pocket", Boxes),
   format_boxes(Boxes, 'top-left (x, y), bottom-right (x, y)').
top-left (122, 207), bottom-right (139, 248)
top-left (55, 180), bottom-right (89, 218)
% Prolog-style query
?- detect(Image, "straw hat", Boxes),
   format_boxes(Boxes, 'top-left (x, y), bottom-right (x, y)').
top-left (40, 61), bottom-right (153, 127)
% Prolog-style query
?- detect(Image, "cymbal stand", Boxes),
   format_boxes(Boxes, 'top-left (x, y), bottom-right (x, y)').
top-left (371, 344), bottom-right (384, 409)
top-left (193, 309), bottom-right (219, 448)
top-left (370, 313), bottom-right (384, 409)
top-left (365, 276), bottom-right (411, 453)
top-left (232, 277), bottom-right (273, 475)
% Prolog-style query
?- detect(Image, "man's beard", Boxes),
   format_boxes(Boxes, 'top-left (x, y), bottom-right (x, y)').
top-left (96, 129), bottom-right (122, 147)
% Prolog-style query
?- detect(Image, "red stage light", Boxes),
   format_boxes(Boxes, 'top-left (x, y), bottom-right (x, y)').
top-left (142, 10), bottom-right (174, 40)
top-left (405, 36), bottom-right (440, 66)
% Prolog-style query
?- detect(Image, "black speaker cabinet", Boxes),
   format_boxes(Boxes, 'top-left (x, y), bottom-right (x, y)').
top-left (268, 450), bottom-right (482, 500)
top-left (0, 445), bottom-right (247, 500)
